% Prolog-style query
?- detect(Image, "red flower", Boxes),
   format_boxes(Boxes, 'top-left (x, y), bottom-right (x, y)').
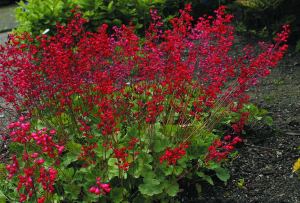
top-left (160, 143), bottom-right (189, 165)
top-left (37, 196), bottom-right (46, 203)
top-left (89, 177), bottom-right (111, 195)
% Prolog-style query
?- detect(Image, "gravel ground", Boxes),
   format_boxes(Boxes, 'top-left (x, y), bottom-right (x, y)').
top-left (0, 32), bottom-right (9, 44)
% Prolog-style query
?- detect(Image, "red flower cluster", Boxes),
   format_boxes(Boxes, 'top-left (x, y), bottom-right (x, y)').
top-left (113, 137), bottom-right (139, 171)
top-left (6, 155), bottom-right (19, 179)
top-left (206, 135), bottom-right (242, 162)
top-left (15, 164), bottom-right (57, 202)
top-left (160, 143), bottom-right (189, 165)
top-left (113, 147), bottom-right (130, 171)
top-left (31, 128), bottom-right (64, 158)
top-left (7, 116), bottom-right (30, 143)
top-left (17, 166), bottom-right (35, 201)
top-left (4, 117), bottom-right (62, 202)
top-left (78, 143), bottom-right (98, 165)
top-left (37, 166), bottom-right (57, 193)
top-left (0, 5), bottom-right (289, 130)
top-left (6, 117), bottom-right (64, 158)
top-left (89, 177), bottom-right (111, 195)
top-left (231, 112), bottom-right (249, 133)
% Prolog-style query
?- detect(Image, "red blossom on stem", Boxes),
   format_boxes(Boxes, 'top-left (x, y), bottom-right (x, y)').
top-left (37, 167), bottom-right (57, 193)
top-left (206, 135), bottom-right (243, 162)
top-left (89, 177), bottom-right (111, 195)
top-left (160, 142), bottom-right (189, 165)
top-left (112, 137), bottom-right (139, 171)
top-left (5, 116), bottom-right (61, 201)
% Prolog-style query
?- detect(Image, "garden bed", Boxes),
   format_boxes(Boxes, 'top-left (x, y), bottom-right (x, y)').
top-left (197, 52), bottom-right (300, 203)
top-left (0, 5), bottom-right (298, 201)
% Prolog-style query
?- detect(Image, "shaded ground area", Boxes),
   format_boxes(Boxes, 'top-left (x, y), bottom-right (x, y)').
top-left (0, 4), bottom-right (17, 44)
top-left (0, 5), bottom-right (17, 165)
top-left (197, 52), bottom-right (300, 203)
top-left (0, 98), bottom-right (16, 164)
top-left (0, 32), bottom-right (9, 44)
top-left (0, 4), bottom-right (17, 32)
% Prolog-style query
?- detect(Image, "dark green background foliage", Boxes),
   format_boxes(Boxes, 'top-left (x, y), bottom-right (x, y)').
top-left (15, 0), bottom-right (227, 36)
top-left (15, 0), bottom-right (164, 36)
top-left (13, 0), bottom-right (300, 43)
top-left (229, 0), bottom-right (300, 42)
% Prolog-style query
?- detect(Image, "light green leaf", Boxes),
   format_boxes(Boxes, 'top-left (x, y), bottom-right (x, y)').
top-left (196, 171), bottom-right (214, 185)
top-left (215, 167), bottom-right (230, 182)
top-left (139, 178), bottom-right (163, 196)
top-left (207, 162), bottom-right (230, 182)
top-left (59, 167), bottom-right (75, 181)
top-left (164, 180), bottom-right (179, 197)
top-left (159, 162), bottom-right (173, 176)
top-left (107, 1), bottom-right (114, 13)
top-left (153, 138), bottom-right (166, 153)
top-left (108, 158), bottom-right (119, 180)
top-left (61, 141), bottom-right (82, 167)
top-left (132, 152), bottom-right (152, 178)
top-left (66, 141), bottom-right (82, 155)
top-left (264, 116), bottom-right (273, 126)
top-left (64, 183), bottom-right (81, 199)
top-left (173, 166), bottom-right (183, 176)
top-left (0, 190), bottom-right (6, 203)
top-left (110, 187), bottom-right (124, 203)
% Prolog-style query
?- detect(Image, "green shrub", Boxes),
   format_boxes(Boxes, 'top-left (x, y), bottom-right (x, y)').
top-left (15, 0), bottom-right (228, 37)
top-left (16, 0), bottom-right (73, 36)
top-left (15, 0), bottom-right (166, 36)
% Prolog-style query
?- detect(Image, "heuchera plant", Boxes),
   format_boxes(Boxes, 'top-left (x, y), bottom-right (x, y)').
top-left (0, 5), bottom-right (289, 202)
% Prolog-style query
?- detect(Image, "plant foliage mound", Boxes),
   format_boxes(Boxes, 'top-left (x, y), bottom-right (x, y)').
top-left (15, 0), bottom-right (166, 36)
top-left (0, 5), bottom-right (289, 203)
top-left (15, 0), bottom-right (229, 37)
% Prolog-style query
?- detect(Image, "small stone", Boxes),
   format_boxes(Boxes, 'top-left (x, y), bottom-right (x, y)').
top-left (285, 131), bottom-right (300, 136)
top-left (261, 165), bottom-right (274, 175)
top-left (276, 151), bottom-right (283, 157)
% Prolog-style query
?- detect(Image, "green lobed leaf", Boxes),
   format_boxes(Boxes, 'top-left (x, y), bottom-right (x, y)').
top-left (173, 166), bottom-right (184, 176)
top-left (110, 187), bottom-right (125, 203)
top-left (61, 141), bottom-right (82, 167)
top-left (64, 183), bottom-right (81, 199)
top-left (138, 178), bottom-right (163, 196)
top-left (207, 162), bottom-right (230, 183)
top-left (108, 158), bottom-right (120, 180)
top-left (153, 138), bottom-right (166, 153)
top-left (215, 167), bottom-right (230, 182)
top-left (131, 152), bottom-right (153, 178)
top-left (107, 1), bottom-right (114, 13)
top-left (0, 190), bottom-right (6, 203)
top-left (196, 171), bottom-right (214, 185)
top-left (164, 180), bottom-right (179, 197)
top-left (66, 141), bottom-right (82, 154)
top-left (159, 162), bottom-right (174, 176)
